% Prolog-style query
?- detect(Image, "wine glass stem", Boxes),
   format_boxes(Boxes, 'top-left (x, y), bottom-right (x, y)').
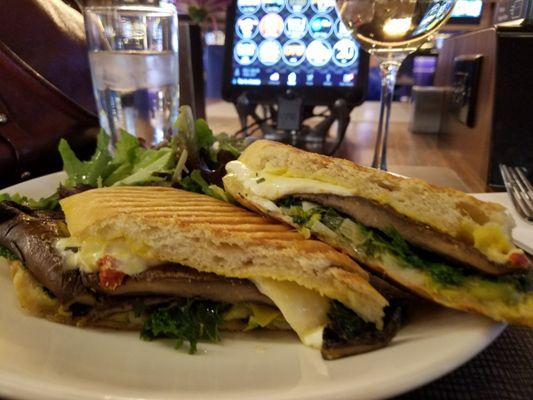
top-left (371, 61), bottom-right (401, 171)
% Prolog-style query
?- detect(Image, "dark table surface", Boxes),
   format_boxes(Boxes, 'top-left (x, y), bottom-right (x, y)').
top-left (395, 326), bottom-right (533, 399)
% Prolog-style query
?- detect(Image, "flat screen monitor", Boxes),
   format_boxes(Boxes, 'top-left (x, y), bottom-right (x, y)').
top-left (449, 0), bottom-right (484, 24)
top-left (222, 0), bottom-right (368, 106)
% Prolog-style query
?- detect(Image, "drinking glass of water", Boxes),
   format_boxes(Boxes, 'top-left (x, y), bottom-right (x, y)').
top-left (84, 0), bottom-right (179, 146)
top-left (335, 0), bottom-right (456, 170)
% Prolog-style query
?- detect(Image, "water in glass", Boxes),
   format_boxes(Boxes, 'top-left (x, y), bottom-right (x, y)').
top-left (85, 5), bottom-right (179, 146)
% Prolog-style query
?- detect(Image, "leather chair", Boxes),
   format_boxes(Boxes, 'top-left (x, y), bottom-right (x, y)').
top-left (0, 0), bottom-right (205, 187)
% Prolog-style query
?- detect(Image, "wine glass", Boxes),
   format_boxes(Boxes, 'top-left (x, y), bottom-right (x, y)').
top-left (335, 0), bottom-right (456, 170)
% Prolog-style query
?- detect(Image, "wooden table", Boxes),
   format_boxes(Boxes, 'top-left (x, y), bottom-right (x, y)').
top-left (206, 101), bottom-right (487, 192)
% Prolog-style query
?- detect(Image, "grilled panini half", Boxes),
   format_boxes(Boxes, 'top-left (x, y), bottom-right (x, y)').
top-left (223, 140), bottom-right (533, 327)
top-left (0, 187), bottom-right (394, 356)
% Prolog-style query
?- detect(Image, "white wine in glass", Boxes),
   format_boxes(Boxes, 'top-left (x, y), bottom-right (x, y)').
top-left (335, 0), bottom-right (456, 169)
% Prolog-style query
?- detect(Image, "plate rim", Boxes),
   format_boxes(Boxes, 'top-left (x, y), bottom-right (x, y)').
top-left (0, 324), bottom-right (506, 400)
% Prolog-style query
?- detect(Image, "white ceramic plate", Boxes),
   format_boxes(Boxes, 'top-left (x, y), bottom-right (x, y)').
top-left (0, 173), bottom-right (508, 400)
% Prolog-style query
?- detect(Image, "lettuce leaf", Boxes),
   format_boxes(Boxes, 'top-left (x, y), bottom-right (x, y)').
top-left (0, 192), bottom-right (59, 210)
top-left (59, 127), bottom-right (182, 188)
top-left (195, 118), bottom-right (215, 152)
top-left (179, 170), bottom-right (231, 203)
top-left (111, 148), bottom-right (173, 186)
top-left (59, 129), bottom-right (112, 187)
top-left (101, 129), bottom-right (140, 185)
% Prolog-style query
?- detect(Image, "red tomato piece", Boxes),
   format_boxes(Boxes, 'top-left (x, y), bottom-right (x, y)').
top-left (509, 251), bottom-right (531, 268)
top-left (97, 255), bottom-right (126, 290)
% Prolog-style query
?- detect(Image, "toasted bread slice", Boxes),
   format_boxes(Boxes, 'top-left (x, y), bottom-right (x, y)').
top-left (223, 140), bottom-right (530, 273)
top-left (59, 187), bottom-right (388, 328)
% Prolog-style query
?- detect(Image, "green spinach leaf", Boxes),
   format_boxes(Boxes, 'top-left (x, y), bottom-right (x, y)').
top-left (195, 118), bottom-right (216, 151)
top-left (141, 300), bottom-right (223, 354)
top-left (327, 300), bottom-right (371, 340)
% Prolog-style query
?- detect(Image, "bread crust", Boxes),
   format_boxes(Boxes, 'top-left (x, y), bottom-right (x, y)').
top-left (60, 187), bottom-right (388, 327)
top-left (230, 140), bottom-right (524, 268)
top-left (8, 261), bottom-right (142, 329)
top-left (9, 260), bottom-right (74, 325)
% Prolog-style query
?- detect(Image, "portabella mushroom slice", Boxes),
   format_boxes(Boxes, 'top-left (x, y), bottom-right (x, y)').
top-left (81, 264), bottom-right (275, 306)
top-left (296, 194), bottom-right (529, 275)
top-left (0, 201), bottom-right (94, 306)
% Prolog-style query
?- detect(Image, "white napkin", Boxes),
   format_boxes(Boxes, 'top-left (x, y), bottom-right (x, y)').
top-left (473, 193), bottom-right (533, 255)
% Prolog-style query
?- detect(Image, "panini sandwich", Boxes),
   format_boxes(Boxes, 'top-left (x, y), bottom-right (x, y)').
top-left (0, 186), bottom-right (399, 358)
top-left (223, 140), bottom-right (533, 327)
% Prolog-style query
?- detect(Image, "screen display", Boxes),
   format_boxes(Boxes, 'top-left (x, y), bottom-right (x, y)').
top-left (230, 0), bottom-right (360, 89)
top-left (450, 0), bottom-right (483, 19)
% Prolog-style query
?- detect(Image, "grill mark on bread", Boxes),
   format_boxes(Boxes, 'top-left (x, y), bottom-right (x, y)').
top-left (111, 207), bottom-right (242, 213)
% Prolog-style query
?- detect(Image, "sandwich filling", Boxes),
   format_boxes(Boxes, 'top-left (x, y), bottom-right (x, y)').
top-left (273, 197), bottom-right (533, 326)
top-left (225, 160), bottom-right (529, 271)
top-left (54, 233), bottom-right (336, 348)
top-left (53, 235), bottom-right (372, 348)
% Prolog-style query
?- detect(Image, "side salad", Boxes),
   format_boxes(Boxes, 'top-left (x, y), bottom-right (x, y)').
top-left (0, 105), bottom-right (245, 209)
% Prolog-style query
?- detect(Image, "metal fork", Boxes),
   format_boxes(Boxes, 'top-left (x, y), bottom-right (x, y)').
top-left (499, 164), bottom-right (533, 222)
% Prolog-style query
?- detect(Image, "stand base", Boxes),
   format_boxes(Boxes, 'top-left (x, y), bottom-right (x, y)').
top-left (234, 94), bottom-right (353, 156)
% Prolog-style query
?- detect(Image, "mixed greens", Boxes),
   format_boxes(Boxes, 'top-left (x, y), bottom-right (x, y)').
top-left (0, 192), bottom-right (59, 210)
top-left (139, 298), bottom-right (381, 354)
top-left (0, 105), bottom-right (243, 211)
top-left (277, 198), bottom-right (533, 297)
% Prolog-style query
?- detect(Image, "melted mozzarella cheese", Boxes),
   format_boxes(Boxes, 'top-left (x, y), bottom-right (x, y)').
top-left (225, 160), bottom-right (353, 200)
top-left (56, 235), bottom-right (335, 348)
top-left (252, 277), bottom-right (330, 349)
top-left (55, 237), bottom-right (157, 275)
